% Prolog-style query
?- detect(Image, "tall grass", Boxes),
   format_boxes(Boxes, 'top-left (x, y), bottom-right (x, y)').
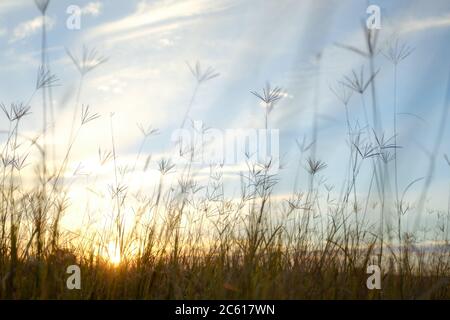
top-left (0, 1), bottom-right (449, 300)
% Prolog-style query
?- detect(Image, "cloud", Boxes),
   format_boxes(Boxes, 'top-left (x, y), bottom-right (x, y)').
top-left (398, 14), bottom-right (450, 34)
top-left (10, 16), bottom-right (55, 42)
top-left (82, 1), bottom-right (103, 17)
top-left (87, 0), bottom-right (236, 44)
top-left (0, 0), bottom-right (26, 14)
top-left (159, 38), bottom-right (175, 47)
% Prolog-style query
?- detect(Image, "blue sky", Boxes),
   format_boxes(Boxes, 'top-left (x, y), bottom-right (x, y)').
top-left (1, 0), bottom-right (450, 232)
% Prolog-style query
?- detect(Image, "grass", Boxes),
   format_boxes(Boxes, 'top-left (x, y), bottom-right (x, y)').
top-left (0, 0), bottom-right (449, 300)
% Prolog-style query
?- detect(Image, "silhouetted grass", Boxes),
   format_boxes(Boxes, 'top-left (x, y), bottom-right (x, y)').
top-left (0, 0), bottom-right (449, 300)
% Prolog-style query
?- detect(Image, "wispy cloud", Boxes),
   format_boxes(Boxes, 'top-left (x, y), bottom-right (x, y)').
top-left (87, 0), bottom-right (236, 44)
top-left (10, 16), bottom-right (55, 42)
top-left (399, 14), bottom-right (450, 34)
top-left (82, 1), bottom-right (103, 17)
top-left (0, 0), bottom-right (26, 14)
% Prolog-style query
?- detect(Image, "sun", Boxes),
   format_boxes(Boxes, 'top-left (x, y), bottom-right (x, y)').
top-left (106, 242), bottom-right (121, 265)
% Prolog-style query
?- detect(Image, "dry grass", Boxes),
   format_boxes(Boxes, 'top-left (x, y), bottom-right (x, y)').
top-left (0, 1), bottom-right (449, 300)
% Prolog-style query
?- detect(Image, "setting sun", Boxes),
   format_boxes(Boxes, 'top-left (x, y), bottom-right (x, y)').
top-left (106, 242), bottom-right (121, 265)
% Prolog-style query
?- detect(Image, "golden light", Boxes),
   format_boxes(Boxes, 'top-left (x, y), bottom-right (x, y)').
top-left (106, 241), bottom-right (121, 265)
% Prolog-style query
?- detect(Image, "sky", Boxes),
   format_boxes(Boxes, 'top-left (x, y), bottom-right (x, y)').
top-left (1, 0), bottom-right (450, 235)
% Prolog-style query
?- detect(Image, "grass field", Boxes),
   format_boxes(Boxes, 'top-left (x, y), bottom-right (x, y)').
top-left (0, 0), bottom-right (449, 300)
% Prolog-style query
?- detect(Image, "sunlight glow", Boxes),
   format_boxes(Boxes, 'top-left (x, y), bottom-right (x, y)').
top-left (106, 242), bottom-right (121, 265)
